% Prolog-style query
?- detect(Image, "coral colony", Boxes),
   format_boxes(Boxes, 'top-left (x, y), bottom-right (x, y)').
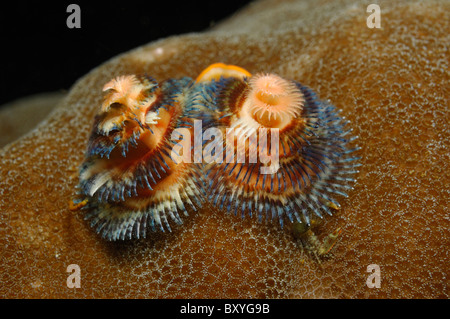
top-left (73, 63), bottom-right (360, 241)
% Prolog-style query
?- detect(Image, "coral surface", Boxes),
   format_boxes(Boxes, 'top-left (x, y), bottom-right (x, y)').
top-left (0, 92), bottom-right (64, 148)
top-left (0, 0), bottom-right (448, 298)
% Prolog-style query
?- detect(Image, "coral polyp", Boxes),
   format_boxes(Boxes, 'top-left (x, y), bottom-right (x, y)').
top-left (198, 65), bottom-right (361, 227)
top-left (77, 75), bottom-right (205, 240)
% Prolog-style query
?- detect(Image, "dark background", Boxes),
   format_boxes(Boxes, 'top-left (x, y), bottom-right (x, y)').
top-left (0, 1), bottom-right (252, 106)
